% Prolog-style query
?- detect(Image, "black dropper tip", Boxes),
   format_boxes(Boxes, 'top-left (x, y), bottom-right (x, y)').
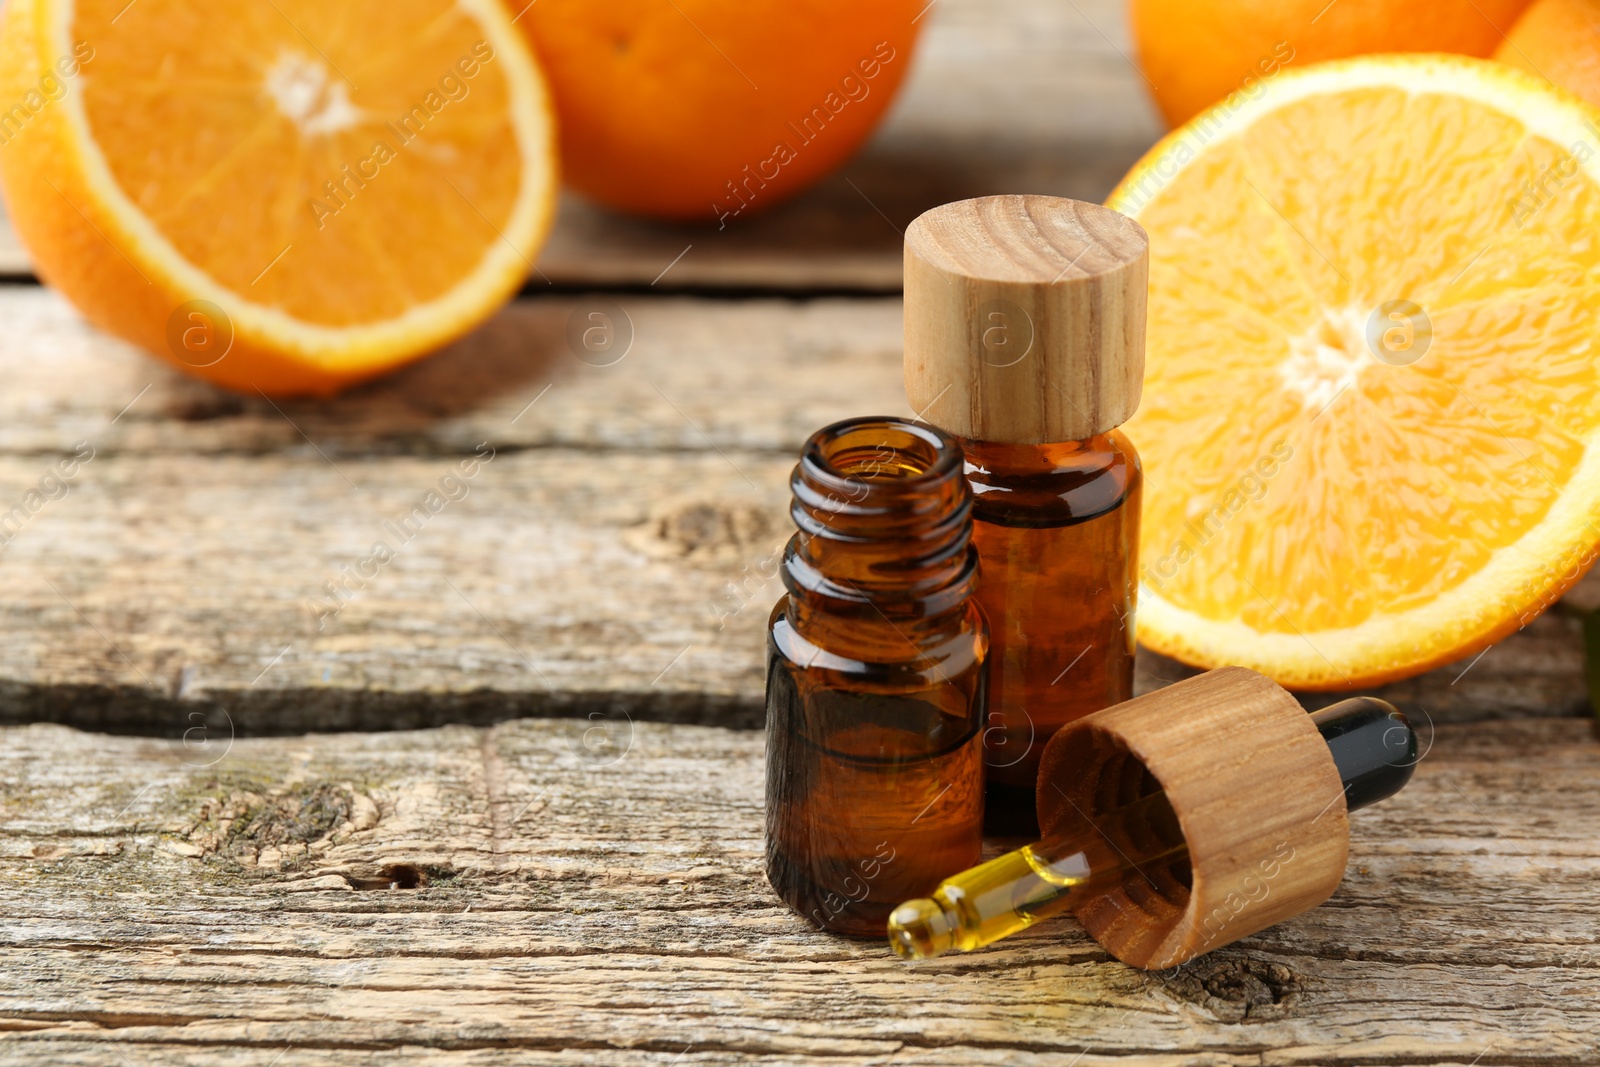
top-left (1311, 697), bottom-right (1417, 812)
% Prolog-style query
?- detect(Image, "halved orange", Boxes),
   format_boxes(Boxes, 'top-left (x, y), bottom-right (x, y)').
top-left (1111, 55), bottom-right (1600, 689)
top-left (0, 0), bottom-right (557, 395)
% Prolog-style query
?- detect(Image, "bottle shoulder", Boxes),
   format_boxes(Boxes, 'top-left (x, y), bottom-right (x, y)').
top-left (769, 602), bottom-right (988, 682)
top-left (962, 430), bottom-right (1139, 528)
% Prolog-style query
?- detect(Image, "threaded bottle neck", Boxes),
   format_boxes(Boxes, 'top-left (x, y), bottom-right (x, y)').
top-left (783, 418), bottom-right (977, 631)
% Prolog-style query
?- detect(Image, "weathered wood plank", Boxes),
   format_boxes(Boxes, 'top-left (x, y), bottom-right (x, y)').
top-left (0, 0), bottom-right (1161, 289)
top-left (0, 289), bottom-right (856, 733)
top-left (0, 287), bottom-right (1592, 731)
top-left (1, 717), bottom-right (1596, 1064)
top-left (0, 287), bottom-right (906, 456)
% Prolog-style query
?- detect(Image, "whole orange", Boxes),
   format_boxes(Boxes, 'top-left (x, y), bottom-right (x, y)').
top-left (521, 0), bottom-right (922, 222)
top-left (1130, 0), bottom-right (1536, 126)
top-left (1495, 0), bottom-right (1600, 107)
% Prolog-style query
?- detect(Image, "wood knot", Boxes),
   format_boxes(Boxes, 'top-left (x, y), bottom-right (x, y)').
top-left (1155, 955), bottom-right (1302, 1022)
top-left (181, 781), bottom-right (379, 870)
top-left (343, 863), bottom-right (430, 891)
top-left (626, 497), bottom-right (783, 564)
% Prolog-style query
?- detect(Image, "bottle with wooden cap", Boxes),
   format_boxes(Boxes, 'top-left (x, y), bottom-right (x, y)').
top-left (904, 195), bottom-right (1149, 835)
top-left (885, 667), bottom-right (1418, 966)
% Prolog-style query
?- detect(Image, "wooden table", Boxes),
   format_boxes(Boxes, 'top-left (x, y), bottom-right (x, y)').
top-left (3, 1), bottom-right (1598, 1062)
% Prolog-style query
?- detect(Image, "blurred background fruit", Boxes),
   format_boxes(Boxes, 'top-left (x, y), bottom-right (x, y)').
top-left (1111, 55), bottom-right (1600, 688)
top-left (1496, 0), bottom-right (1600, 107)
top-left (1129, 0), bottom-right (1536, 126)
top-left (522, 0), bottom-right (922, 221)
top-left (0, 0), bottom-right (557, 396)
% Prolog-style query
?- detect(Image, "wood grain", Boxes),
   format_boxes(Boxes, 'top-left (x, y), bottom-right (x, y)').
top-left (0, 0), bottom-right (1163, 290)
top-left (1, 715), bottom-right (1596, 1064)
top-left (0, 286), bottom-right (1592, 732)
top-left (904, 196), bottom-right (1147, 441)
top-left (0, 0), bottom-right (1588, 1060)
top-left (0, 289), bottom-right (869, 734)
top-left (1041, 668), bottom-right (1349, 970)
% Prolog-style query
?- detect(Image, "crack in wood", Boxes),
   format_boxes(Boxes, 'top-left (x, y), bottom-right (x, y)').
top-left (0, 683), bottom-right (766, 736)
top-left (479, 729), bottom-right (510, 869)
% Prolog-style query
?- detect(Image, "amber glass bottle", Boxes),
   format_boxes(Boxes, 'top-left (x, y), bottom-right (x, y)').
top-left (903, 194), bottom-right (1150, 836)
top-left (765, 416), bottom-right (988, 937)
top-left (962, 432), bottom-right (1141, 833)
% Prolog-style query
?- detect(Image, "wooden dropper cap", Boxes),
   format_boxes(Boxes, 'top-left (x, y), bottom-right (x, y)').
top-left (904, 196), bottom-right (1148, 444)
top-left (1035, 667), bottom-right (1354, 970)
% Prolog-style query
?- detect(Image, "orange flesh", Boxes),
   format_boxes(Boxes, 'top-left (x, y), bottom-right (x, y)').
top-left (1125, 81), bottom-right (1600, 636)
top-left (76, 0), bottom-right (523, 327)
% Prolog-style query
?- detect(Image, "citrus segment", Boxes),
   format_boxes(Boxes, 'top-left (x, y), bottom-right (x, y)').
top-left (1112, 55), bottom-right (1600, 688)
top-left (0, 0), bottom-right (556, 394)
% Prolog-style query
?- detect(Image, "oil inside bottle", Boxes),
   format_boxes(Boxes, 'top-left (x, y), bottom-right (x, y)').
top-left (962, 432), bottom-right (1141, 837)
top-left (765, 617), bottom-right (985, 937)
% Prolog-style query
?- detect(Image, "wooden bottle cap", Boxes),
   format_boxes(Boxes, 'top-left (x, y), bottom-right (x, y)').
top-left (1035, 667), bottom-right (1350, 970)
top-left (903, 195), bottom-right (1148, 444)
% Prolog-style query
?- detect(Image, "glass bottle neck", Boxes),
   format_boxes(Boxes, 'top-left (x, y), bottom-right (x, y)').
top-left (782, 418), bottom-right (978, 645)
top-left (957, 430), bottom-right (1137, 526)
top-left (960, 433), bottom-right (1121, 473)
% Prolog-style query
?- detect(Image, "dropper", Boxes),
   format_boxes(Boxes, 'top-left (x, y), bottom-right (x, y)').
top-left (888, 695), bottom-right (1416, 961)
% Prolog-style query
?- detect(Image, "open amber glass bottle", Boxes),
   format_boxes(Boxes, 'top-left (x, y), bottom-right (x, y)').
top-left (765, 417), bottom-right (988, 937)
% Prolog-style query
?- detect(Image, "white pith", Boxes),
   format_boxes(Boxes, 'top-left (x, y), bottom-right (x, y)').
top-left (264, 52), bottom-right (365, 136)
top-left (1280, 305), bottom-right (1370, 413)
